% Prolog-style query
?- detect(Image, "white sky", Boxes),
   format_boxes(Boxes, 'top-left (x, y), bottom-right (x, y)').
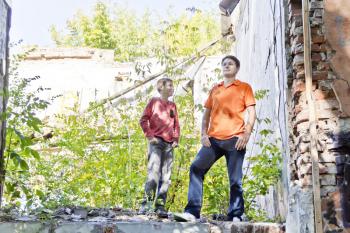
top-left (10, 0), bottom-right (218, 46)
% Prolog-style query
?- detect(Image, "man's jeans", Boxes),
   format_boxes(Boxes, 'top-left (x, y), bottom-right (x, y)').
top-left (184, 137), bottom-right (245, 218)
top-left (143, 138), bottom-right (174, 207)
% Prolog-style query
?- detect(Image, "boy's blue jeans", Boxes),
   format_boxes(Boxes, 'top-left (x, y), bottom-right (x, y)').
top-left (184, 137), bottom-right (245, 218)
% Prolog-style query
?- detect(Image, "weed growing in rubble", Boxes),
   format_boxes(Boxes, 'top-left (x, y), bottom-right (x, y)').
top-left (0, 47), bottom-right (57, 208)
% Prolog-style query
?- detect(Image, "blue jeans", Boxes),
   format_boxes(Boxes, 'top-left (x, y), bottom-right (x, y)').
top-left (184, 137), bottom-right (245, 218)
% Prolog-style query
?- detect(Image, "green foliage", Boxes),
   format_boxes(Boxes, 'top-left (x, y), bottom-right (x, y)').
top-left (50, 2), bottom-right (220, 62)
top-left (2, 48), bottom-right (54, 208)
top-left (242, 89), bottom-right (282, 221)
top-left (4, 5), bottom-right (282, 223)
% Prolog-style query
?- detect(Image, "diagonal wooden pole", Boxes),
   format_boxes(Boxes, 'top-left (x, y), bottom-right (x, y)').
top-left (93, 33), bottom-right (231, 108)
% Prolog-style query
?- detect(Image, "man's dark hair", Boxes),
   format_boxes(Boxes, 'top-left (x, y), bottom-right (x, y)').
top-left (221, 55), bottom-right (240, 69)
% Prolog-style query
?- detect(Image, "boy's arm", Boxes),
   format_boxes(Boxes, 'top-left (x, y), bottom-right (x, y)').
top-left (140, 99), bottom-right (154, 138)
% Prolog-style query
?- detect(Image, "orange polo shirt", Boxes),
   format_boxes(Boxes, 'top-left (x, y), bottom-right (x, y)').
top-left (204, 79), bottom-right (256, 140)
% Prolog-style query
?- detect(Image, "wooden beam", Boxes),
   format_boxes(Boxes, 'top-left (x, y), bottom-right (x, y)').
top-left (301, 0), bottom-right (323, 232)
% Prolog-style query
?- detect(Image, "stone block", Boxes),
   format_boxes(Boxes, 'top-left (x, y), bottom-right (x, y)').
top-left (313, 9), bottom-right (323, 18)
top-left (0, 223), bottom-right (49, 233)
top-left (310, 1), bottom-right (324, 10)
top-left (293, 54), bottom-right (304, 66)
top-left (320, 185), bottom-right (337, 197)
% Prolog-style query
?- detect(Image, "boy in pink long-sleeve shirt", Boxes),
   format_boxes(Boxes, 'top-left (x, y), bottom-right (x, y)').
top-left (139, 77), bottom-right (180, 218)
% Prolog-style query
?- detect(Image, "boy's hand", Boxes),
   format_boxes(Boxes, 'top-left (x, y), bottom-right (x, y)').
top-left (148, 137), bottom-right (159, 144)
top-left (235, 132), bottom-right (251, 150)
top-left (201, 135), bottom-right (211, 147)
top-left (172, 142), bottom-right (178, 148)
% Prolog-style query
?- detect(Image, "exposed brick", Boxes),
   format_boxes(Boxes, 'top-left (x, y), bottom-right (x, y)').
top-left (298, 142), bottom-right (310, 153)
top-left (293, 35), bottom-right (304, 44)
top-left (292, 79), bottom-right (305, 94)
top-left (310, 17), bottom-right (323, 26)
top-left (316, 61), bottom-right (329, 70)
top-left (312, 35), bottom-right (326, 43)
top-left (299, 152), bottom-right (337, 163)
top-left (295, 109), bottom-right (336, 124)
top-left (292, 43), bottom-right (303, 54)
top-left (320, 174), bottom-right (336, 185)
top-left (313, 9), bottom-right (323, 18)
top-left (311, 53), bottom-right (323, 62)
top-left (320, 186), bottom-right (337, 197)
top-left (300, 174), bottom-right (336, 187)
top-left (292, 15), bottom-right (303, 28)
top-left (294, 104), bottom-right (303, 115)
top-left (313, 89), bottom-right (328, 100)
top-left (311, 27), bottom-right (323, 36)
top-left (316, 99), bottom-right (339, 111)
top-left (292, 26), bottom-right (303, 36)
top-left (298, 162), bottom-right (335, 175)
top-left (310, 1), bottom-right (324, 10)
top-left (312, 71), bottom-right (328, 80)
top-left (296, 121), bottom-right (309, 133)
top-left (293, 54), bottom-right (304, 66)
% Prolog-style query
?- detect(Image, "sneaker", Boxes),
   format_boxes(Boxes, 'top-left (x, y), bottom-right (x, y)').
top-left (226, 215), bottom-right (242, 222)
top-left (155, 206), bottom-right (168, 218)
top-left (232, 216), bottom-right (242, 222)
top-left (173, 212), bottom-right (197, 222)
top-left (138, 201), bottom-right (153, 215)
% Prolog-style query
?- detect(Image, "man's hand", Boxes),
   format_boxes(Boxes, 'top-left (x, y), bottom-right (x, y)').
top-left (172, 141), bottom-right (178, 148)
top-left (148, 137), bottom-right (159, 144)
top-left (235, 132), bottom-right (251, 150)
top-left (201, 134), bottom-right (211, 147)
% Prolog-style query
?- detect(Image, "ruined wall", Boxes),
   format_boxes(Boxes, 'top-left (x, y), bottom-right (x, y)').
top-left (0, 0), bottom-right (11, 204)
top-left (231, 0), bottom-right (289, 221)
top-left (287, 0), bottom-right (350, 231)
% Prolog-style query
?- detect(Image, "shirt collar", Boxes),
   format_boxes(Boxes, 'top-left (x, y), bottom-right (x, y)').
top-left (218, 79), bottom-right (241, 88)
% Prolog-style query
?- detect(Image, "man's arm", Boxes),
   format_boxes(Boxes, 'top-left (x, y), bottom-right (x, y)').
top-left (235, 105), bottom-right (256, 150)
top-left (201, 108), bottom-right (211, 147)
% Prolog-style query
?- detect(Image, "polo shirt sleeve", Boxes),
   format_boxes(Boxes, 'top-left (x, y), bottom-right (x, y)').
top-left (204, 86), bottom-right (215, 109)
top-left (244, 84), bottom-right (256, 107)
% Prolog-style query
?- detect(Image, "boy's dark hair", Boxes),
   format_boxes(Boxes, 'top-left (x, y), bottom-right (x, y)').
top-left (157, 77), bottom-right (173, 92)
top-left (221, 55), bottom-right (240, 69)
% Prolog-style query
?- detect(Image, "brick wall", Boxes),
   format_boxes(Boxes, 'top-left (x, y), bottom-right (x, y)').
top-left (287, 0), bottom-right (350, 231)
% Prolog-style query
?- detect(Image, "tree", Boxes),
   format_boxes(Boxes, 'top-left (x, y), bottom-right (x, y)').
top-left (50, 2), bottom-right (220, 62)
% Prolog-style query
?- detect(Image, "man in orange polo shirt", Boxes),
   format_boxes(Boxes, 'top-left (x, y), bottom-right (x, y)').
top-left (175, 55), bottom-right (256, 222)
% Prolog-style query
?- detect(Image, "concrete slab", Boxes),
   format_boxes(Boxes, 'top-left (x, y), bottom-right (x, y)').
top-left (0, 222), bottom-right (50, 233)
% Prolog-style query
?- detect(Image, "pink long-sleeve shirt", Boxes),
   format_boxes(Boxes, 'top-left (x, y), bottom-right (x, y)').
top-left (140, 97), bottom-right (180, 143)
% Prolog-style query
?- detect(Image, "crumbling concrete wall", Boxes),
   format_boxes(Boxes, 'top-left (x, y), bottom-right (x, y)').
top-left (287, 0), bottom-right (350, 232)
top-left (231, 0), bottom-right (289, 221)
top-left (19, 47), bottom-right (205, 120)
top-left (0, 0), bottom-right (11, 205)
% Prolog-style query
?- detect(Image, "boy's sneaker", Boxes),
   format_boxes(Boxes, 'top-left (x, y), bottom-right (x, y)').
top-left (138, 201), bottom-right (153, 215)
top-left (173, 212), bottom-right (197, 222)
top-left (155, 206), bottom-right (168, 218)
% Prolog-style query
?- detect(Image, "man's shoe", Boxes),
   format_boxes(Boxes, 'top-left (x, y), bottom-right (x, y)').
top-left (138, 201), bottom-right (153, 215)
top-left (232, 216), bottom-right (242, 222)
top-left (155, 206), bottom-right (168, 218)
top-left (173, 212), bottom-right (197, 222)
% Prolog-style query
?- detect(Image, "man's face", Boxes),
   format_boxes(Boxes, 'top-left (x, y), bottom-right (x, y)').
top-left (222, 58), bottom-right (239, 77)
top-left (161, 81), bottom-right (174, 96)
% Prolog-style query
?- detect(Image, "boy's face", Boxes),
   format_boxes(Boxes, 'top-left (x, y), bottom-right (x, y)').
top-left (160, 81), bottom-right (174, 97)
top-left (222, 58), bottom-right (239, 77)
